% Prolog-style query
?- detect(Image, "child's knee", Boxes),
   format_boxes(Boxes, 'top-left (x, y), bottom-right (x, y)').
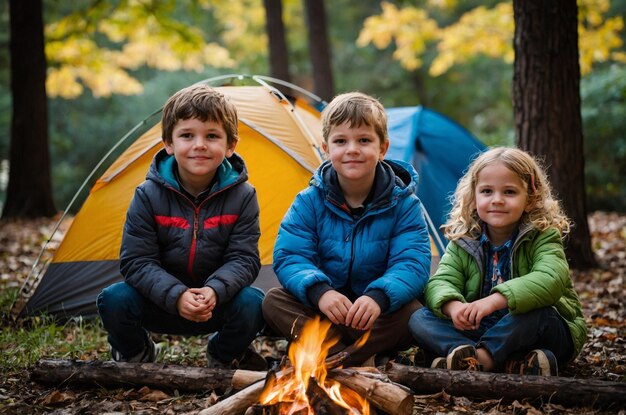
top-left (408, 307), bottom-right (431, 337)
top-left (232, 286), bottom-right (264, 311)
top-left (97, 282), bottom-right (136, 312)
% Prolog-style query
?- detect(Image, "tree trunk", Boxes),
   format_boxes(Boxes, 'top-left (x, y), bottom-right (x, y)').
top-left (512, 0), bottom-right (595, 269)
top-left (3, 0), bottom-right (56, 218)
top-left (263, 0), bottom-right (291, 83)
top-left (385, 362), bottom-right (626, 409)
top-left (410, 72), bottom-right (429, 108)
top-left (303, 0), bottom-right (334, 102)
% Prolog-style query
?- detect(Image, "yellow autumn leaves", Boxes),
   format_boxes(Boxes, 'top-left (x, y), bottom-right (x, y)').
top-left (358, 0), bottom-right (625, 77)
top-left (44, 0), bottom-right (624, 99)
top-left (46, 1), bottom-right (238, 98)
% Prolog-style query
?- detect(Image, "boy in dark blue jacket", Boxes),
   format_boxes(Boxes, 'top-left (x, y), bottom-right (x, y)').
top-left (262, 92), bottom-right (431, 366)
top-left (97, 84), bottom-right (265, 369)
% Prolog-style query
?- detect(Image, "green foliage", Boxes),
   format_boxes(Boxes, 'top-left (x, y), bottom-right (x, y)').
top-left (1, 0), bottom-right (624, 214)
top-left (581, 64), bottom-right (626, 212)
top-left (0, 287), bottom-right (208, 372)
top-left (0, 0), bottom-right (11, 190)
top-left (0, 306), bottom-right (105, 371)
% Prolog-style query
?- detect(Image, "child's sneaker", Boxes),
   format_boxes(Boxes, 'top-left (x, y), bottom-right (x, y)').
top-left (111, 338), bottom-right (158, 363)
top-left (207, 347), bottom-right (268, 371)
top-left (446, 345), bottom-right (482, 371)
top-left (206, 353), bottom-right (232, 369)
top-left (430, 357), bottom-right (447, 369)
top-left (236, 347), bottom-right (268, 371)
top-left (505, 349), bottom-right (558, 376)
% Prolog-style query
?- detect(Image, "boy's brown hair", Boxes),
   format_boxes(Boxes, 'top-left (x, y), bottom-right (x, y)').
top-left (321, 92), bottom-right (389, 145)
top-left (161, 84), bottom-right (239, 146)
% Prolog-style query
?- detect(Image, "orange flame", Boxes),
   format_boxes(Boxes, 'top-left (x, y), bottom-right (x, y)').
top-left (259, 316), bottom-right (370, 415)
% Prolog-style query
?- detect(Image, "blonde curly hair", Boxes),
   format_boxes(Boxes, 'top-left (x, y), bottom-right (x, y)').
top-left (443, 147), bottom-right (571, 241)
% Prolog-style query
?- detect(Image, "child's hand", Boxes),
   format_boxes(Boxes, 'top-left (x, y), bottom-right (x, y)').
top-left (346, 296), bottom-right (381, 330)
top-left (318, 290), bottom-right (352, 325)
top-left (177, 287), bottom-right (216, 322)
top-left (443, 300), bottom-right (474, 331)
top-left (462, 293), bottom-right (508, 329)
top-left (190, 287), bottom-right (217, 310)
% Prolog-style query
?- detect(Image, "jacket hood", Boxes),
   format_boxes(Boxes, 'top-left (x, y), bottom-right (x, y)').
top-left (147, 147), bottom-right (248, 193)
top-left (310, 158), bottom-right (419, 210)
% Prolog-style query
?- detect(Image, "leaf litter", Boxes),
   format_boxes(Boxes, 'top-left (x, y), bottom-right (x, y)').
top-left (0, 212), bottom-right (624, 414)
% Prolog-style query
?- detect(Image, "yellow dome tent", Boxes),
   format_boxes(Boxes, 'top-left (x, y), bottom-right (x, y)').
top-left (12, 75), bottom-right (440, 319)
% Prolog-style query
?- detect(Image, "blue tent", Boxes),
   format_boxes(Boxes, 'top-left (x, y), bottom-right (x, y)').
top-left (386, 106), bottom-right (485, 253)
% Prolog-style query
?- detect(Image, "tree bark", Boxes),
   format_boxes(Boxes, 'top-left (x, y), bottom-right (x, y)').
top-left (512, 0), bottom-right (596, 269)
top-left (385, 362), bottom-right (626, 409)
top-left (4, 0), bottom-right (56, 218)
top-left (31, 359), bottom-right (252, 394)
top-left (263, 0), bottom-right (291, 83)
top-left (303, 0), bottom-right (334, 101)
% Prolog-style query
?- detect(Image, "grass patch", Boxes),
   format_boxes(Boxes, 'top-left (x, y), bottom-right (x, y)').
top-left (0, 287), bottom-right (208, 374)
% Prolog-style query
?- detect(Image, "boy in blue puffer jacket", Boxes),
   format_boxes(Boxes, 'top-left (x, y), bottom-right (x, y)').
top-left (97, 84), bottom-right (266, 370)
top-left (262, 92), bottom-right (431, 366)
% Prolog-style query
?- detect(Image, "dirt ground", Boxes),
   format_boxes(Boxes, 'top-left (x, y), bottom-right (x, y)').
top-left (0, 212), bottom-right (624, 414)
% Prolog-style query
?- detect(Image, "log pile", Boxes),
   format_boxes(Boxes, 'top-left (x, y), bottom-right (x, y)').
top-left (31, 358), bottom-right (626, 412)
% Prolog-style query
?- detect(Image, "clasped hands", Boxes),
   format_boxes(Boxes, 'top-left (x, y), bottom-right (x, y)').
top-left (318, 290), bottom-right (381, 331)
top-left (177, 286), bottom-right (217, 322)
top-left (443, 293), bottom-right (507, 331)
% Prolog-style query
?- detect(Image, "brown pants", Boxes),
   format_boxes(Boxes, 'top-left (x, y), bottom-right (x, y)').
top-left (261, 287), bottom-right (422, 366)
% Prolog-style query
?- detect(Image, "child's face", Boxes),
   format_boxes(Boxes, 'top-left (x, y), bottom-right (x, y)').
top-left (473, 161), bottom-right (531, 244)
top-left (323, 121), bottom-right (389, 189)
top-left (165, 117), bottom-right (235, 192)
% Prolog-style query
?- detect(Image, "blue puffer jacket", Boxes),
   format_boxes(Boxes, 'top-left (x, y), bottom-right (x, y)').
top-left (273, 159), bottom-right (431, 313)
top-left (120, 148), bottom-right (261, 315)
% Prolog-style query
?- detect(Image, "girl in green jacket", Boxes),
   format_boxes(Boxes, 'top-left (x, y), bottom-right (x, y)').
top-left (409, 147), bottom-right (586, 376)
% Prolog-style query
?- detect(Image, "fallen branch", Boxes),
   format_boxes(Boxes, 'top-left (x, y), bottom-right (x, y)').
top-left (31, 359), bottom-right (251, 394)
top-left (384, 361), bottom-right (626, 409)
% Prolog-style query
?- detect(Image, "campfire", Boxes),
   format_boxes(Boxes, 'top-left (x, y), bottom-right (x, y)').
top-left (197, 316), bottom-right (414, 415)
top-left (253, 316), bottom-right (371, 414)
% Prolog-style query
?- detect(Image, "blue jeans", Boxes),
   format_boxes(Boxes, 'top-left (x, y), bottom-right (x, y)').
top-left (408, 307), bottom-right (575, 368)
top-left (97, 282), bottom-right (265, 362)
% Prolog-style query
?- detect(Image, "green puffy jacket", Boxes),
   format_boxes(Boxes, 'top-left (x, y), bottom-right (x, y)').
top-left (425, 223), bottom-right (587, 357)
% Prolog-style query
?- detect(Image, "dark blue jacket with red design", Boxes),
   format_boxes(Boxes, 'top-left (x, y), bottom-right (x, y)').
top-left (119, 148), bottom-right (261, 315)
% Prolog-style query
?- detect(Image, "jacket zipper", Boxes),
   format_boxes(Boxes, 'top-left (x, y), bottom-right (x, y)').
top-left (187, 206), bottom-right (200, 279)
top-left (166, 181), bottom-right (239, 282)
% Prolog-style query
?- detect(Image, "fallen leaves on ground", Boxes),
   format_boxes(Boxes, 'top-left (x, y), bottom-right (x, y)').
top-left (0, 212), bottom-right (624, 414)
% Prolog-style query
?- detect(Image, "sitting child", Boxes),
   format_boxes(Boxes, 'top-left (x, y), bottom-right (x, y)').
top-left (97, 84), bottom-right (266, 370)
top-left (262, 91), bottom-right (431, 366)
top-left (409, 147), bottom-right (587, 375)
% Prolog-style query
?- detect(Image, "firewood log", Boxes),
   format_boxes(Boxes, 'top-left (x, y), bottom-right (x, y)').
top-left (198, 381), bottom-right (265, 415)
top-left (329, 368), bottom-right (413, 415)
top-left (31, 359), bottom-right (238, 393)
top-left (384, 361), bottom-right (626, 409)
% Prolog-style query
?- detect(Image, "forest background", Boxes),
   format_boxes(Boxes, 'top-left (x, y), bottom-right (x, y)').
top-left (0, 1), bottom-right (625, 413)
top-left (0, 0), bottom-right (624, 219)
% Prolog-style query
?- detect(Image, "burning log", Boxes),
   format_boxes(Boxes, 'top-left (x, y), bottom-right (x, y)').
top-left (307, 377), bottom-right (351, 415)
top-left (384, 361), bottom-right (626, 409)
top-left (329, 368), bottom-right (413, 415)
